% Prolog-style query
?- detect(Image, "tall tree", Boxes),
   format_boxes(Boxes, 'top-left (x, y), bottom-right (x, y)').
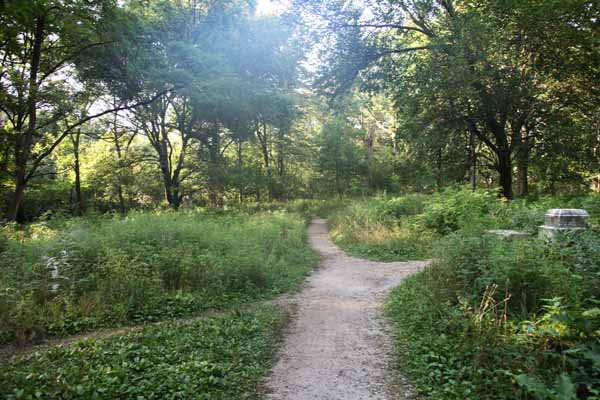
top-left (297, 0), bottom-right (599, 198)
top-left (0, 0), bottom-right (166, 220)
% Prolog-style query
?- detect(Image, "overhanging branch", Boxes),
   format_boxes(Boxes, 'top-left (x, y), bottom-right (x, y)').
top-left (25, 89), bottom-right (171, 183)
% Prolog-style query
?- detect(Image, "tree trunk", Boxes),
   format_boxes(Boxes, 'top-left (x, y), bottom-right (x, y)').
top-left (7, 182), bottom-right (26, 222)
top-left (159, 152), bottom-right (176, 208)
top-left (469, 131), bottom-right (476, 190)
top-left (365, 125), bottom-right (375, 190)
top-left (113, 133), bottom-right (127, 215)
top-left (7, 14), bottom-right (45, 221)
top-left (237, 140), bottom-right (244, 203)
top-left (258, 122), bottom-right (273, 200)
top-left (486, 115), bottom-right (513, 200)
top-left (516, 153), bottom-right (529, 197)
top-left (277, 129), bottom-right (285, 177)
top-left (595, 120), bottom-right (600, 194)
top-left (497, 148), bottom-right (513, 200)
top-left (71, 131), bottom-right (84, 216)
top-left (435, 146), bottom-right (443, 190)
top-left (205, 130), bottom-right (222, 207)
top-left (512, 124), bottom-right (530, 198)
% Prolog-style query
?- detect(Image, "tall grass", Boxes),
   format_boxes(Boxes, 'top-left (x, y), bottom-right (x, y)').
top-left (324, 187), bottom-right (600, 398)
top-left (328, 194), bottom-right (435, 260)
top-left (328, 187), bottom-right (600, 261)
top-left (0, 210), bottom-right (316, 344)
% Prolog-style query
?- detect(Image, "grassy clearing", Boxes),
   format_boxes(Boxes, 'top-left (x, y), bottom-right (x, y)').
top-left (1, 304), bottom-right (285, 399)
top-left (328, 188), bottom-right (600, 261)
top-left (0, 210), bottom-right (316, 345)
top-left (329, 187), bottom-right (600, 399)
top-left (328, 194), bottom-right (433, 260)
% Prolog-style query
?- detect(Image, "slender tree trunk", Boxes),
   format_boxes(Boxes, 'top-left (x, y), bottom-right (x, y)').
top-left (237, 140), bottom-right (244, 203)
top-left (7, 14), bottom-right (45, 221)
top-left (258, 122), bottom-right (273, 200)
top-left (595, 117), bottom-right (600, 194)
top-left (365, 125), bottom-right (375, 190)
top-left (71, 131), bottom-right (84, 216)
top-left (513, 125), bottom-right (530, 197)
top-left (157, 112), bottom-right (180, 210)
top-left (277, 130), bottom-right (285, 177)
top-left (469, 131), bottom-right (477, 190)
top-left (113, 135), bottom-right (127, 215)
top-left (435, 146), bottom-right (443, 190)
top-left (205, 130), bottom-right (222, 207)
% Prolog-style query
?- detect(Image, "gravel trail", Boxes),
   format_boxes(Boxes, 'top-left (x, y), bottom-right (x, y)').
top-left (264, 217), bottom-right (429, 400)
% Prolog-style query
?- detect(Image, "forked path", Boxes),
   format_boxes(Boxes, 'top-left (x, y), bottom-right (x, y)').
top-left (264, 218), bottom-right (429, 400)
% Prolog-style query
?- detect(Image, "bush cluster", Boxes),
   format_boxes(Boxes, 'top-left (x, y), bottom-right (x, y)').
top-left (0, 210), bottom-right (316, 344)
top-left (330, 187), bottom-right (599, 399)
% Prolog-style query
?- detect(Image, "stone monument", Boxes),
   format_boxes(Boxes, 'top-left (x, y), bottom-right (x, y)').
top-left (539, 208), bottom-right (589, 240)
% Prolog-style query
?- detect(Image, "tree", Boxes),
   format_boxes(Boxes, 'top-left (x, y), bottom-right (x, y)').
top-left (297, 0), bottom-right (600, 198)
top-left (0, 0), bottom-right (167, 220)
top-left (316, 118), bottom-right (365, 196)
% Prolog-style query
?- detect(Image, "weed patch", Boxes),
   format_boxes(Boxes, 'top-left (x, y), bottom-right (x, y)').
top-left (0, 211), bottom-right (316, 344)
top-left (0, 305), bottom-right (285, 399)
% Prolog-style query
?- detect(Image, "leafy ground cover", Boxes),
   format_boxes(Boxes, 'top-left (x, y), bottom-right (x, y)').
top-left (331, 187), bottom-right (600, 399)
top-left (328, 188), bottom-right (600, 261)
top-left (1, 304), bottom-right (285, 399)
top-left (0, 210), bottom-right (316, 345)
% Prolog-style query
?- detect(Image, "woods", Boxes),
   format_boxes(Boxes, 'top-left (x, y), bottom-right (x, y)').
top-left (1, 0), bottom-right (597, 222)
top-left (1, 0), bottom-right (599, 399)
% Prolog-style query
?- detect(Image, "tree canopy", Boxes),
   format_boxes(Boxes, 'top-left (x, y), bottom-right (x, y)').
top-left (0, 0), bottom-right (598, 221)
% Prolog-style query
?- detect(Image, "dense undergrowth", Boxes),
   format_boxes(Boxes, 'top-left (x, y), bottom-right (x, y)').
top-left (328, 189), bottom-right (600, 261)
top-left (330, 187), bottom-right (600, 399)
top-left (0, 210), bottom-right (316, 345)
top-left (1, 304), bottom-right (284, 399)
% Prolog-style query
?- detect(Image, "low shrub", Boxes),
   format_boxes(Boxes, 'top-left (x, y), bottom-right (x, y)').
top-left (0, 210), bottom-right (316, 344)
top-left (0, 305), bottom-right (286, 399)
top-left (386, 228), bottom-right (600, 399)
top-left (416, 187), bottom-right (498, 234)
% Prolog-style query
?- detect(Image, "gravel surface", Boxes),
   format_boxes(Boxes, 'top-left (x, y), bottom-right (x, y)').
top-left (264, 218), bottom-right (429, 400)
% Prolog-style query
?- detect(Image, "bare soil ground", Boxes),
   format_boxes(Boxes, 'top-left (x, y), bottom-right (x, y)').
top-left (264, 217), bottom-right (428, 400)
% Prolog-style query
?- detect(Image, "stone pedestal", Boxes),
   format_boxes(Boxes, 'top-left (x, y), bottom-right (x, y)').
top-left (486, 229), bottom-right (531, 239)
top-left (539, 209), bottom-right (589, 240)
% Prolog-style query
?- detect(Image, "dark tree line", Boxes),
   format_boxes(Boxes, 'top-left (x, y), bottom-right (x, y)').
top-left (298, 0), bottom-right (600, 199)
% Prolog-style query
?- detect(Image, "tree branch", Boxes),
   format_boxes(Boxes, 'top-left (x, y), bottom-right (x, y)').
top-left (332, 23), bottom-right (429, 36)
top-left (38, 41), bottom-right (115, 84)
top-left (25, 90), bottom-right (170, 183)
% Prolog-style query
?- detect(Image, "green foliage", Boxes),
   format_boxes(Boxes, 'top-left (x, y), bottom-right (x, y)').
top-left (0, 211), bottom-right (316, 344)
top-left (512, 299), bottom-right (600, 399)
top-left (0, 305), bottom-right (285, 399)
top-left (378, 189), bottom-right (600, 399)
top-left (416, 187), bottom-right (498, 234)
top-left (328, 194), bottom-right (433, 261)
top-left (314, 118), bottom-right (366, 197)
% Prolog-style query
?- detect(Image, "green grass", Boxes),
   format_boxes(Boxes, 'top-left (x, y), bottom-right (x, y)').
top-left (0, 210), bottom-right (317, 344)
top-left (327, 188), bottom-right (600, 262)
top-left (324, 187), bottom-right (600, 398)
top-left (1, 304), bottom-right (285, 400)
top-left (327, 194), bottom-right (436, 261)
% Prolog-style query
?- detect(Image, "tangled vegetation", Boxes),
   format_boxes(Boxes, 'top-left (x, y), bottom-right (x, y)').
top-left (329, 187), bottom-right (600, 399)
top-left (0, 210), bottom-right (316, 344)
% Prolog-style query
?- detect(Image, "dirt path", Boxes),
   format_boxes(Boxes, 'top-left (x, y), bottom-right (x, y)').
top-left (264, 218), bottom-right (428, 400)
